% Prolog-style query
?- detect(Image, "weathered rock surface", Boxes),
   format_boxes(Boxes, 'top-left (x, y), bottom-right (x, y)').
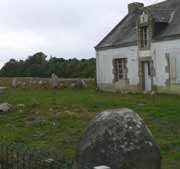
top-left (51, 73), bottom-right (59, 88)
top-left (0, 103), bottom-right (11, 113)
top-left (74, 79), bottom-right (87, 89)
top-left (76, 108), bottom-right (161, 169)
top-left (12, 78), bottom-right (17, 88)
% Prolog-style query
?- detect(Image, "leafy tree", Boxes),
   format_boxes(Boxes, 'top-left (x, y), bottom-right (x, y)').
top-left (0, 52), bottom-right (96, 78)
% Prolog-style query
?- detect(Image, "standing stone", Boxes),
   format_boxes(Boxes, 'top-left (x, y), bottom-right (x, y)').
top-left (39, 80), bottom-right (43, 85)
top-left (22, 81), bottom-right (26, 87)
top-left (51, 73), bottom-right (59, 89)
top-left (76, 108), bottom-right (161, 169)
top-left (0, 103), bottom-right (11, 113)
top-left (75, 79), bottom-right (87, 89)
top-left (12, 78), bottom-right (17, 88)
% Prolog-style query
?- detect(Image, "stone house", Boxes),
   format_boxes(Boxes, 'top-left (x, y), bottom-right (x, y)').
top-left (95, 0), bottom-right (180, 93)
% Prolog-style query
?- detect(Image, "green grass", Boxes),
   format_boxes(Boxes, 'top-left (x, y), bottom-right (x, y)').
top-left (0, 88), bottom-right (180, 168)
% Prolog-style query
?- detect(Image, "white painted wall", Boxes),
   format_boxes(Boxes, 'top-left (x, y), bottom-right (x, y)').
top-left (152, 39), bottom-right (180, 86)
top-left (96, 39), bottom-right (180, 89)
top-left (96, 46), bottom-right (139, 85)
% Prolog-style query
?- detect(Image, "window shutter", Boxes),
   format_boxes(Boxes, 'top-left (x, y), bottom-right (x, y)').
top-left (112, 59), bottom-right (117, 82)
top-left (170, 56), bottom-right (177, 80)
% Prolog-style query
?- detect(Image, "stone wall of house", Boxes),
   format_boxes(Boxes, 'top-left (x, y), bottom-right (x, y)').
top-left (96, 46), bottom-right (139, 92)
top-left (96, 39), bottom-right (180, 93)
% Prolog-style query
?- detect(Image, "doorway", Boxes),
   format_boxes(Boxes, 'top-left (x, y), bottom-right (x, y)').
top-left (143, 61), bottom-right (152, 91)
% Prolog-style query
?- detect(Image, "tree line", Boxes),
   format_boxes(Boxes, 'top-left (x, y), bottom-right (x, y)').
top-left (0, 52), bottom-right (96, 78)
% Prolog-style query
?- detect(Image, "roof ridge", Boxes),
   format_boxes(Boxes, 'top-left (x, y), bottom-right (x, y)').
top-left (95, 0), bottom-right (180, 50)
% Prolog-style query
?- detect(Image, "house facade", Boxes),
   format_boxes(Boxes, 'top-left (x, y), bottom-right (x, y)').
top-left (95, 0), bottom-right (180, 93)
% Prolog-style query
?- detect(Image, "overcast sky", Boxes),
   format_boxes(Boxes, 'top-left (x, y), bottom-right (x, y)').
top-left (0, 0), bottom-right (164, 67)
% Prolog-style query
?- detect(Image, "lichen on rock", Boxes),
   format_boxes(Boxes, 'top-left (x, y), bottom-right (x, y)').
top-left (75, 108), bottom-right (161, 169)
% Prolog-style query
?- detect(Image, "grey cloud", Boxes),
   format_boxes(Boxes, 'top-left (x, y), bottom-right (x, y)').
top-left (0, 0), bottom-right (163, 67)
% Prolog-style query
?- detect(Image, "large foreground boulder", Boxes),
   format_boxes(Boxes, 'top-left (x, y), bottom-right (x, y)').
top-left (76, 108), bottom-right (161, 169)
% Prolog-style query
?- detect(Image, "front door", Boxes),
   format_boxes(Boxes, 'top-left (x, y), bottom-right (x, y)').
top-left (143, 62), bottom-right (152, 91)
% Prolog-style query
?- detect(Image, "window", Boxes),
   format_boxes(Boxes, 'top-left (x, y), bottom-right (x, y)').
top-left (140, 26), bottom-right (148, 48)
top-left (140, 12), bottom-right (148, 24)
top-left (166, 53), bottom-right (180, 84)
top-left (114, 58), bottom-right (127, 81)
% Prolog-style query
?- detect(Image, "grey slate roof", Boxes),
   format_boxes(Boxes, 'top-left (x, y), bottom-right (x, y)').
top-left (150, 9), bottom-right (173, 23)
top-left (96, 0), bottom-right (180, 50)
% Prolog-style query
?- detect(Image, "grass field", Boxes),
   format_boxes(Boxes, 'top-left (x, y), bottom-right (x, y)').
top-left (0, 88), bottom-right (179, 169)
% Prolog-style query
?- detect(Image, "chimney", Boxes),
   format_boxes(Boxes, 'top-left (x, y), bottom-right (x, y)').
top-left (128, 2), bottom-right (144, 13)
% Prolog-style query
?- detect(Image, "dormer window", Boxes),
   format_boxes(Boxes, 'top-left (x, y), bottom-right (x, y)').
top-left (138, 11), bottom-right (150, 49)
top-left (140, 12), bottom-right (148, 24)
top-left (140, 26), bottom-right (148, 48)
